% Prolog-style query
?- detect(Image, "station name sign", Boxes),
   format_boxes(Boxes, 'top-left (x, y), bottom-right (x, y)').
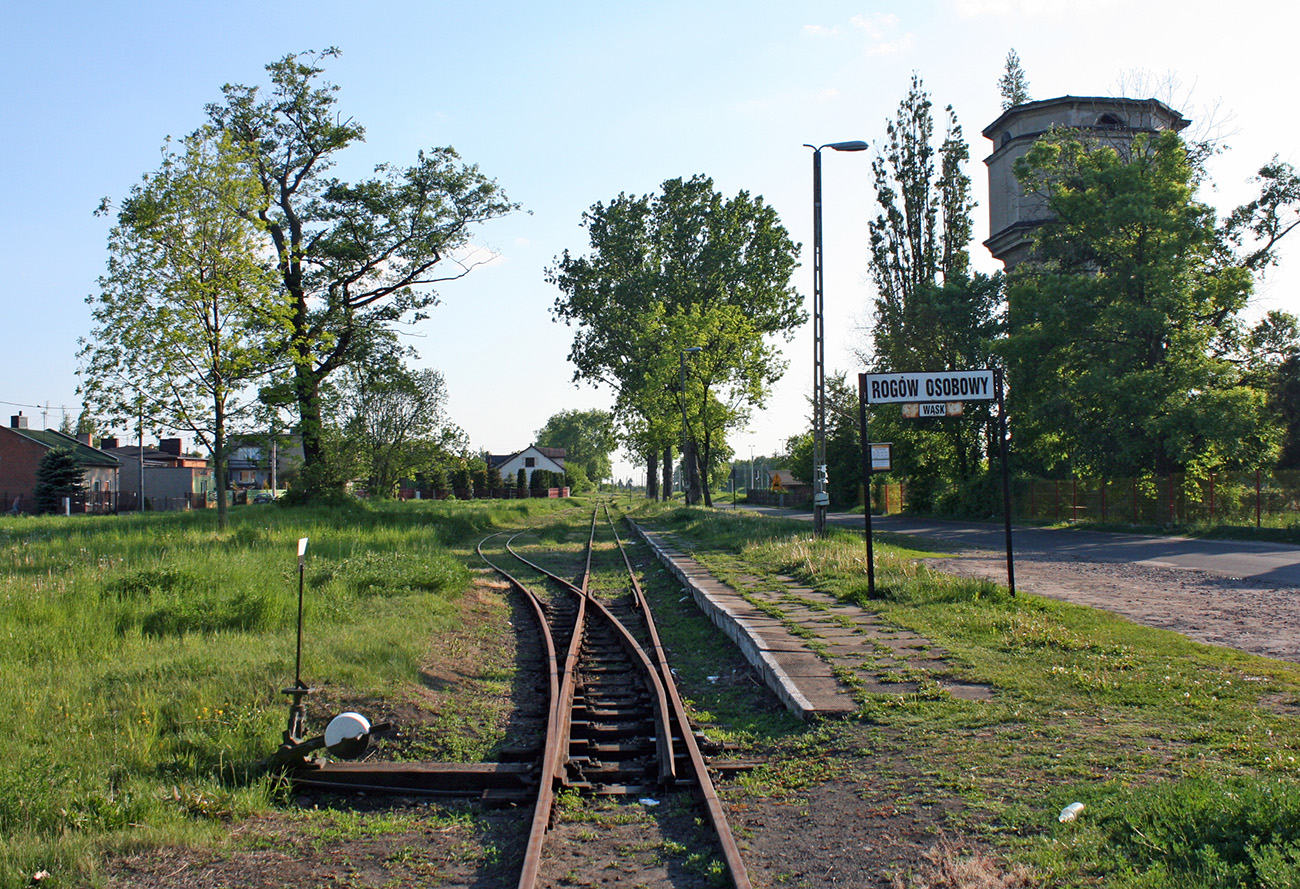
top-left (864, 370), bottom-right (996, 404)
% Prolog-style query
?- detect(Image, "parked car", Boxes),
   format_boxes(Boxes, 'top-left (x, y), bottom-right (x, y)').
top-left (252, 492), bottom-right (276, 504)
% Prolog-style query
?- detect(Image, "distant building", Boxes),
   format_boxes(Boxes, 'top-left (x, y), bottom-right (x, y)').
top-left (101, 438), bottom-right (212, 511)
top-left (983, 96), bottom-right (1190, 269)
top-left (0, 413), bottom-right (120, 513)
top-left (487, 445), bottom-right (567, 487)
top-left (227, 434), bottom-right (302, 489)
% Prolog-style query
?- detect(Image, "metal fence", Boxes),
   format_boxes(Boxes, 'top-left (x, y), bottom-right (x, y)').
top-left (1016, 471), bottom-right (1300, 526)
top-left (869, 471), bottom-right (1300, 527)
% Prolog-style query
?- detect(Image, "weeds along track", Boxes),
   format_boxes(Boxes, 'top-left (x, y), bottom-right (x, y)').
top-left (477, 503), bottom-right (751, 889)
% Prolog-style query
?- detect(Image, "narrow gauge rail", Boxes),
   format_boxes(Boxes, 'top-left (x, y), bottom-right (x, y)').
top-left (477, 504), bottom-right (751, 889)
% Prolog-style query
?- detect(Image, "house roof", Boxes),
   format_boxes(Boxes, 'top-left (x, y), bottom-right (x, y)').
top-left (768, 469), bottom-right (807, 488)
top-left (981, 94), bottom-right (1190, 140)
top-left (8, 428), bottom-right (120, 467)
top-left (103, 445), bottom-right (209, 468)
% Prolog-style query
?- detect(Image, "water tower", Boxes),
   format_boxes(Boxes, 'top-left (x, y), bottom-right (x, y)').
top-left (982, 96), bottom-right (1190, 269)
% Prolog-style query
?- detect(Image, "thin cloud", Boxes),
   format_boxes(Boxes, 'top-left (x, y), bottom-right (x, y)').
top-left (803, 23), bottom-right (842, 37)
top-left (850, 12), bottom-right (900, 40)
top-left (947, 0), bottom-right (1117, 18)
top-left (850, 12), bottom-right (913, 55)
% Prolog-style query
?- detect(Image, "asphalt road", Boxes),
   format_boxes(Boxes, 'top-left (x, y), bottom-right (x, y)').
top-left (741, 506), bottom-right (1300, 588)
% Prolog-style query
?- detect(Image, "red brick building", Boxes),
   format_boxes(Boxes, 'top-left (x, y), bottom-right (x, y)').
top-left (0, 414), bottom-right (120, 513)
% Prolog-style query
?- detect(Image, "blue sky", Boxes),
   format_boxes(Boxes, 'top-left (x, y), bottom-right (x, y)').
top-left (4, 1), bottom-right (1298, 480)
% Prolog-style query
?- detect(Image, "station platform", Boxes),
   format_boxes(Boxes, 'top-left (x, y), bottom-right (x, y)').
top-left (631, 523), bottom-right (991, 719)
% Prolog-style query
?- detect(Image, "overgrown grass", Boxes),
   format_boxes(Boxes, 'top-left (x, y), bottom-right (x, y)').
top-left (0, 497), bottom-right (570, 888)
top-left (647, 504), bottom-right (1300, 888)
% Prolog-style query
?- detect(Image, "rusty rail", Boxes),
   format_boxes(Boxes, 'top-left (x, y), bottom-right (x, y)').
top-left (481, 503), bottom-right (751, 889)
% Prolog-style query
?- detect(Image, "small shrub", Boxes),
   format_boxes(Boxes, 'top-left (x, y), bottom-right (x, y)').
top-left (1095, 777), bottom-right (1300, 888)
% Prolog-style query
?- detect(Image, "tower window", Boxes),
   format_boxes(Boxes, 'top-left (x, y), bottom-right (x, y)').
top-left (1096, 113), bottom-right (1124, 130)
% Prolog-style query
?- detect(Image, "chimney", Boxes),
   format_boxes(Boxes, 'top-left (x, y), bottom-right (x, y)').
top-left (159, 438), bottom-right (183, 456)
top-left (102, 437), bottom-right (119, 449)
top-left (76, 433), bottom-right (92, 446)
top-left (10, 413), bottom-right (27, 429)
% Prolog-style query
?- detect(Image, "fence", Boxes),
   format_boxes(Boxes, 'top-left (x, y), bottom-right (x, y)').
top-left (1016, 471), bottom-right (1300, 527)
top-left (868, 471), bottom-right (1300, 527)
top-left (745, 488), bottom-right (813, 509)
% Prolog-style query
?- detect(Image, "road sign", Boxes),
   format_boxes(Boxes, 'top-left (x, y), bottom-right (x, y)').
top-left (864, 370), bottom-right (995, 404)
top-left (901, 402), bottom-right (964, 419)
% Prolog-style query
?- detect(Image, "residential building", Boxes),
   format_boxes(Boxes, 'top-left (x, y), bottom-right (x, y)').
top-left (487, 445), bottom-right (567, 487)
top-left (0, 413), bottom-right (120, 513)
top-left (101, 438), bottom-right (212, 511)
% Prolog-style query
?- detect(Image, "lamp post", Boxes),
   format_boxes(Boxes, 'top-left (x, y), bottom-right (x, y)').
top-left (804, 140), bottom-right (867, 534)
top-left (680, 346), bottom-right (703, 504)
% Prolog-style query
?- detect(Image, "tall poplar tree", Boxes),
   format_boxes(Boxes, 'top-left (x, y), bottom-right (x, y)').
top-left (998, 49), bottom-right (1032, 110)
top-left (865, 75), bottom-right (1001, 506)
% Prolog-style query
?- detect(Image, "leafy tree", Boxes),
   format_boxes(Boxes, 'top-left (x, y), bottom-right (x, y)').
top-left (81, 129), bottom-right (282, 529)
top-left (998, 49), bottom-right (1031, 110)
top-left (517, 467), bottom-right (527, 493)
top-left (868, 74), bottom-right (977, 365)
top-left (486, 465), bottom-right (503, 495)
top-left (549, 175), bottom-right (803, 506)
top-left (535, 409), bottom-right (616, 484)
top-left (451, 466), bottom-right (471, 497)
top-left (34, 447), bottom-right (87, 514)
top-left (564, 463), bottom-right (591, 493)
top-left (1005, 128), bottom-right (1285, 476)
top-left (335, 356), bottom-right (455, 499)
top-left (206, 50), bottom-right (517, 498)
top-left (864, 75), bottom-right (1000, 501)
top-left (422, 465), bottom-right (447, 498)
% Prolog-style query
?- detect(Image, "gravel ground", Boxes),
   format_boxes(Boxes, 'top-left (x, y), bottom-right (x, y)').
top-left (920, 551), bottom-right (1300, 664)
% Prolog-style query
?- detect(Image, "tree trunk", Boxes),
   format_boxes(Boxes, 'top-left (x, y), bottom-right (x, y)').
top-left (698, 430), bottom-right (714, 508)
top-left (295, 360), bottom-right (331, 495)
top-left (662, 445), bottom-right (674, 502)
top-left (214, 403), bottom-right (228, 530)
top-left (682, 440), bottom-right (700, 505)
top-left (646, 450), bottom-right (659, 500)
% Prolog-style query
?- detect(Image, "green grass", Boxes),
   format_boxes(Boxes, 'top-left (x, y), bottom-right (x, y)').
top-left (646, 504), bottom-right (1300, 888)
top-left (0, 497), bottom-right (572, 889)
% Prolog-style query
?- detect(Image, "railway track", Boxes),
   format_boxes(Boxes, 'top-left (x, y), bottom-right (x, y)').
top-left (478, 503), bottom-right (752, 889)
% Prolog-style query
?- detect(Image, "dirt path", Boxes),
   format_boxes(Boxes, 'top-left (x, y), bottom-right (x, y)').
top-left (921, 551), bottom-right (1300, 664)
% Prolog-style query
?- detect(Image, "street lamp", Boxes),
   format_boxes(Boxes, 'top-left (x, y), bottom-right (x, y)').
top-left (680, 346), bottom-right (703, 504)
top-left (804, 140), bottom-right (867, 534)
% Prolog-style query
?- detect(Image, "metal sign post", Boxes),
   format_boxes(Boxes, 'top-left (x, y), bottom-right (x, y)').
top-left (283, 537), bottom-right (312, 745)
top-left (857, 374), bottom-right (876, 599)
top-left (995, 370), bottom-right (1015, 595)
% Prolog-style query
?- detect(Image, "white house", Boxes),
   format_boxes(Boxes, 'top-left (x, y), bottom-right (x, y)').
top-left (487, 445), bottom-right (566, 486)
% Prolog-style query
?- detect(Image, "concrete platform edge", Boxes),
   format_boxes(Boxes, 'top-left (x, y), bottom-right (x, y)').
top-left (630, 521), bottom-right (823, 719)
